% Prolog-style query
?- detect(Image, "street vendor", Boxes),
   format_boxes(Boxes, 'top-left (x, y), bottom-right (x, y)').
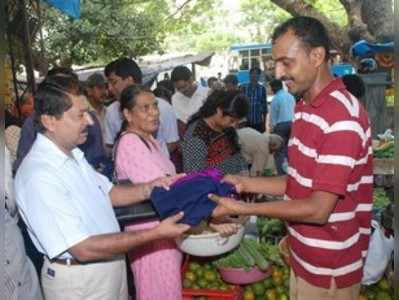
top-left (15, 77), bottom-right (190, 300)
top-left (210, 16), bottom-right (373, 300)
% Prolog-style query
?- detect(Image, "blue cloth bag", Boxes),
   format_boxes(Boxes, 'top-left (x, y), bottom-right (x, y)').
top-left (151, 176), bottom-right (236, 226)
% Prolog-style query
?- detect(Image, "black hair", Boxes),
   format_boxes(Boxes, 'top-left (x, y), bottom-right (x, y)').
top-left (114, 84), bottom-right (153, 148)
top-left (223, 74), bottom-right (238, 86)
top-left (188, 90), bottom-right (248, 153)
top-left (153, 86), bottom-right (172, 104)
top-left (270, 79), bottom-right (283, 93)
top-left (171, 66), bottom-right (192, 82)
top-left (157, 79), bottom-right (175, 94)
top-left (188, 90), bottom-right (249, 126)
top-left (207, 77), bottom-right (218, 87)
top-left (249, 67), bottom-right (261, 75)
top-left (34, 77), bottom-right (73, 133)
top-left (342, 74), bottom-right (366, 99)
top-left (47, 67), bottom-right (78, 80)
top-left (272, 16), bottom-right (331, 61)
top-left (104, 57), bottom-right (142, 84)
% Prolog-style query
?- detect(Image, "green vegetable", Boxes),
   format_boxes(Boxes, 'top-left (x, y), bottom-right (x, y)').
top-left (238, 244), bottom-right (255, 268)
top-left (374, 188), bottom-right (390, 210)
top-left (243, 239), bottom-right (270, 271)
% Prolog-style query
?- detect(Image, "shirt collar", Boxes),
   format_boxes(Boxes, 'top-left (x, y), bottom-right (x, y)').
top-left (35, 133), bottom-right (85, 168)
top-left (301, 78), bottom-right (345, 108)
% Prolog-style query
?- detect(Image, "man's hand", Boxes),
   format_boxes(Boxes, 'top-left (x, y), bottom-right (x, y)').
top-left (222, 175), bottom-right (248, 193)
top-left (155, 212), bottom-right (190, 239)
top-left (149, 173), bottom-right (186, 191)
top-left (209, 194), bottom-right (247, 218)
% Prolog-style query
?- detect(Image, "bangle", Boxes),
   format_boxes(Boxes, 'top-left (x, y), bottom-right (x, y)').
top-left (142, 184), bottom-right (152, 199)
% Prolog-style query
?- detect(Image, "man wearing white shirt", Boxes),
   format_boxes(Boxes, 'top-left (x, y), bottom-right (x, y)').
top-left (15, 78), bottom-right (189, 300)
top-left (171, 66), bottom-right (209, 127)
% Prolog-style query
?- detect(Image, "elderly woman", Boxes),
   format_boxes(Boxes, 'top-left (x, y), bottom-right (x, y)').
top-left (114, 85), bottom-right (237, 300)
top-left (181, 90), bottom-right (249, 175)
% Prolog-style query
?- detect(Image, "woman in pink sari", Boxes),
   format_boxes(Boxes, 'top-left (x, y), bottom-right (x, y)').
top-left (114, 85), bottom-right (240, 300)
top-left (114, 85), bottom-right (182, 300)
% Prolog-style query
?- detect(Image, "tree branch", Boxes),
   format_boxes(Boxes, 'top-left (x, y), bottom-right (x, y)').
top-left (270, 0), bottom-right (353, 58)
top-left (164, 0), bottom-right (194, 20)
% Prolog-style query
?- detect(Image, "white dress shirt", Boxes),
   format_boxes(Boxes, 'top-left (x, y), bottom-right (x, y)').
top-left (171, 85), bottom-right (209, 123)
top-left (15, 134), bottom-right (120, 260)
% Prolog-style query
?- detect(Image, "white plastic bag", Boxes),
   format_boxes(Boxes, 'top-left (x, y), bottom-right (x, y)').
top-left (362, 220), bottom-right (394, 285)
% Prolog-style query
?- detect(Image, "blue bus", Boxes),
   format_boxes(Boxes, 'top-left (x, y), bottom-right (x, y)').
top-left (228, 43), bottom-right (355, 85)
top-left (228, 43), bottom-right (273, 84)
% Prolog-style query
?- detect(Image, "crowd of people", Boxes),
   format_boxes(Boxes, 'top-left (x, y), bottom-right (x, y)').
top-left (5, 16), bottom-right (373, 300)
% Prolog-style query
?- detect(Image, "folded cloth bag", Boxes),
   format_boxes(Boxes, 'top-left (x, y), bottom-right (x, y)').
top-left (151, 169), bottom-right (236, 226)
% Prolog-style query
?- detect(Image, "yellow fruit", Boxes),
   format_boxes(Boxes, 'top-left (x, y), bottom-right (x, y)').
top-left (272, 274), bottom-right (284, 287)
top-left (204, 270), bottom-right (217, 282)
top-left (378, 278), bottom-right (390, 291)
top-left (265, 289), bottom-right (277, 300)
top-left (184, 271), bottom-right (196, 282)
top-left (243, 290), bottom-right (255, 300)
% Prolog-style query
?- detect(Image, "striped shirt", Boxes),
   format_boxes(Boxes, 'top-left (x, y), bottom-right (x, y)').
top-left (286, 79), bottom-right (373, 288)
top-left (241, 83), bottom-right (267, 125)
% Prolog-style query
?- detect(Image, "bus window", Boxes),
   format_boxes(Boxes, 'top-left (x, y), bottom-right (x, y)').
top-left (250, 49), bottom-right (260, 56)
top-left (239, 50), bottom-right (249, 57)
top-left (251, 57), bottom-right (260, 69)
top-left (261, 48), bottom-right (271, 55)
top-left (240, 58), bottom-right (249, 70)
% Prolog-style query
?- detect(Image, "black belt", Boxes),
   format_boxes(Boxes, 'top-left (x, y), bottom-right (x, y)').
top-left (48, 258), bottom-right (80, 266)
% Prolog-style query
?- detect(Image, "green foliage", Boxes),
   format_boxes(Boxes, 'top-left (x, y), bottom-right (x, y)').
top-left (239, 0), bottom-right (347, 43)
top-left (239, 0), bottom-right (290, 42)
top-left (41, 0), bottom-right (170, 66)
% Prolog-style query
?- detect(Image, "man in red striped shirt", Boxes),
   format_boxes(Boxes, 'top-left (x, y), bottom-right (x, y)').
top-left (210, 16), bottom-right (373, 300)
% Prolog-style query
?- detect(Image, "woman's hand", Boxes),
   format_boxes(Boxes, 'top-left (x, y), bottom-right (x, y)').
top-left (208, 222), bottom-right (241, 237)
top-left (149, 173), bottom-right (186, 191)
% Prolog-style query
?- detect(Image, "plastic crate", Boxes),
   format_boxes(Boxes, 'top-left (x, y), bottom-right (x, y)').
top-left (182, 256), bottom-right (243, 300)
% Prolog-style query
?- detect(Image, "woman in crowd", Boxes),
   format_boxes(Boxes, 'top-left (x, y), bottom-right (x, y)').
top-left (114, 85), bottom-right (181, 300)
top-left (114, 85), bottom-right (236, 300)
top-left (181, 90), bottom-right (249, 175)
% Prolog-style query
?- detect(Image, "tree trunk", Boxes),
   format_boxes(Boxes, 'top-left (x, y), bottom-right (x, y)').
top-left (270, 0), bottom-right (351, 58)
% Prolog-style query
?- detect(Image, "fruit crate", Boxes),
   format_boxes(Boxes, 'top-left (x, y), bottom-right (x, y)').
top-left (182, 255), bottom-right (243, 300)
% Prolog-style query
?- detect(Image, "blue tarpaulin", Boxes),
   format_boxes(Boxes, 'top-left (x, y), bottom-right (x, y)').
top-left (44, 0), bottom-right (80, 19)
top-left (351, 40), bottom-right (394, 58)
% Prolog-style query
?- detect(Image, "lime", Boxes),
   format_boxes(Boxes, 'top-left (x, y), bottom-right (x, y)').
top-left (198, 278), bottom-right (208, 289)
top-left (195, 268), bottom-right (204, 278)
top-left (378, 278), bottom-right (390, 291)
top-left (278, 293), bottom-right (288, 300)
top-left (184, 271), bottom-right (196, 282)
top-left (204, 270), bottom-right (217, 282)
top-left (376, 291), bottom-right (392, 300)
top-left (182, 279), bottom-right (192, 288)
top-left (188, 262), bottom-right (201, 272)
top-left (252, 282), bottom-right (265, 296)
top-left (263, 278), bottom-right (274, 289)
